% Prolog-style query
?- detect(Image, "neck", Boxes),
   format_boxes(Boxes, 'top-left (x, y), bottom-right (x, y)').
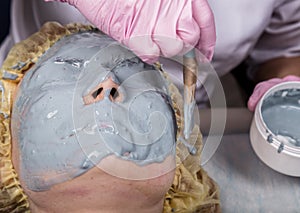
top-left (22, 156), bottom-right (175, 213)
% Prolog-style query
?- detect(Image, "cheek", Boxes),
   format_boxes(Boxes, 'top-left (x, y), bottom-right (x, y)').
top-left (11, 88), bottom-right (90, 191)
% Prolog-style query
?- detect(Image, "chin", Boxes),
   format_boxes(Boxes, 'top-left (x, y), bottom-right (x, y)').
top-left (22, 156), bottom-right (175, 213)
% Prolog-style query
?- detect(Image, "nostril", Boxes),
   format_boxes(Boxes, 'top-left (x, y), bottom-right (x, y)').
top-left (83, 87), bottom-right (104, 105)
top-left (92, 87), bottom-right (103, 99)
top-left (110, 87), bottom-right (119, 100)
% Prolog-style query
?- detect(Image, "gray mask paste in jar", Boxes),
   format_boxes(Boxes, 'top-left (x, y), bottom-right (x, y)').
top-left (261, 88), bottom-right (300, 147)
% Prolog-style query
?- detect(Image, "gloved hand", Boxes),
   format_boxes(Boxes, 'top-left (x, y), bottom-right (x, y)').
top-left (247, 75), bottom-right (300, 111)
top-left (44, 0), bottom-right (216, 64)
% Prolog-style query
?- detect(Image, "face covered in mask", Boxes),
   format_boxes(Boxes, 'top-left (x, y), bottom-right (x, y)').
top-left (11, 29), bottom-right (177, 192)
top-left (1, 22), bottom-right (220, 213)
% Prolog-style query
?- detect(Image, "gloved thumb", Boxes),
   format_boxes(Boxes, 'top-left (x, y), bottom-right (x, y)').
top-left (247, 75), bottom-right (300, 111)
top-left (247, 78), bottom-right (283, 111)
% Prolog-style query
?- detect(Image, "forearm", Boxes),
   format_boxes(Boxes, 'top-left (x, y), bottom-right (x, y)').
top-left (254, 56), bottom-right (300, 83)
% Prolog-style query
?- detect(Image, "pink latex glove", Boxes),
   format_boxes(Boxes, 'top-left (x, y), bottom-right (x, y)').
top-left (248, 75), bottom-right (300, 112)
top-left (44, 0), bottom-right (216, 64)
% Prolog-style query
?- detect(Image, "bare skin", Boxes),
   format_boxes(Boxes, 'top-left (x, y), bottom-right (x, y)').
top-left (254, 56), bottom-right (300, 82)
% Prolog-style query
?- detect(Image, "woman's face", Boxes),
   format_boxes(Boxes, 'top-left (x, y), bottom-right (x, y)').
top-left (11, 32), bottom-right (177, 192)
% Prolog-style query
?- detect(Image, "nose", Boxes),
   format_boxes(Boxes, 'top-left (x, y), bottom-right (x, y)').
top-left (83, 77), bottom-right (123, 105)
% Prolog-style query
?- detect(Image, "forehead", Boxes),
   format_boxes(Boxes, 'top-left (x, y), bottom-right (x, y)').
top-left (22, 31), bottom-right (160, 89)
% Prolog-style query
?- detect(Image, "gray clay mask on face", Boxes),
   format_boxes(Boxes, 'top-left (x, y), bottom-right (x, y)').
top-left (12, 32), bottom-right (177, 191)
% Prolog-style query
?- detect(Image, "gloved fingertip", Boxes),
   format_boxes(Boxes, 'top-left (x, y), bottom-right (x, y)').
top-left (247, 98), bottom-right (256, 112)
top-left (206, 51), bottom-right (214, 61)
top-left (124, 36), bottom-right (160, 64)
top-left (247, 84), bottom-right (265, 112)
top-left (283, 75), bottom-right (300, 81)
top-left (197, 46), bottom-right (214, 62)
top-left (139, 55), bottom-right (159, 65)
top-left (247, 79), bottom-right (281, 112)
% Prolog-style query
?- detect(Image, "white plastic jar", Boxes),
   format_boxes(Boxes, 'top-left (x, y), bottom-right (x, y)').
top-left (250, 81), bottom-right (300, 177)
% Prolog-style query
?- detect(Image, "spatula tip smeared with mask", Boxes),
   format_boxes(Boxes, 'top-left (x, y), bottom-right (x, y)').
top-left (183, 49), bottom-right (198, 140)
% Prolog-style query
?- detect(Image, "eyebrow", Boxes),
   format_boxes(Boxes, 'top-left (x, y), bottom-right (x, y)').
top-left (54, 57), bottom-right (85, 68)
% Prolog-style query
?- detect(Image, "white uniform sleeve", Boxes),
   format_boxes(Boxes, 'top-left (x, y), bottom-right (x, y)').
top-left (249, 0), bottom-right (300, 65)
